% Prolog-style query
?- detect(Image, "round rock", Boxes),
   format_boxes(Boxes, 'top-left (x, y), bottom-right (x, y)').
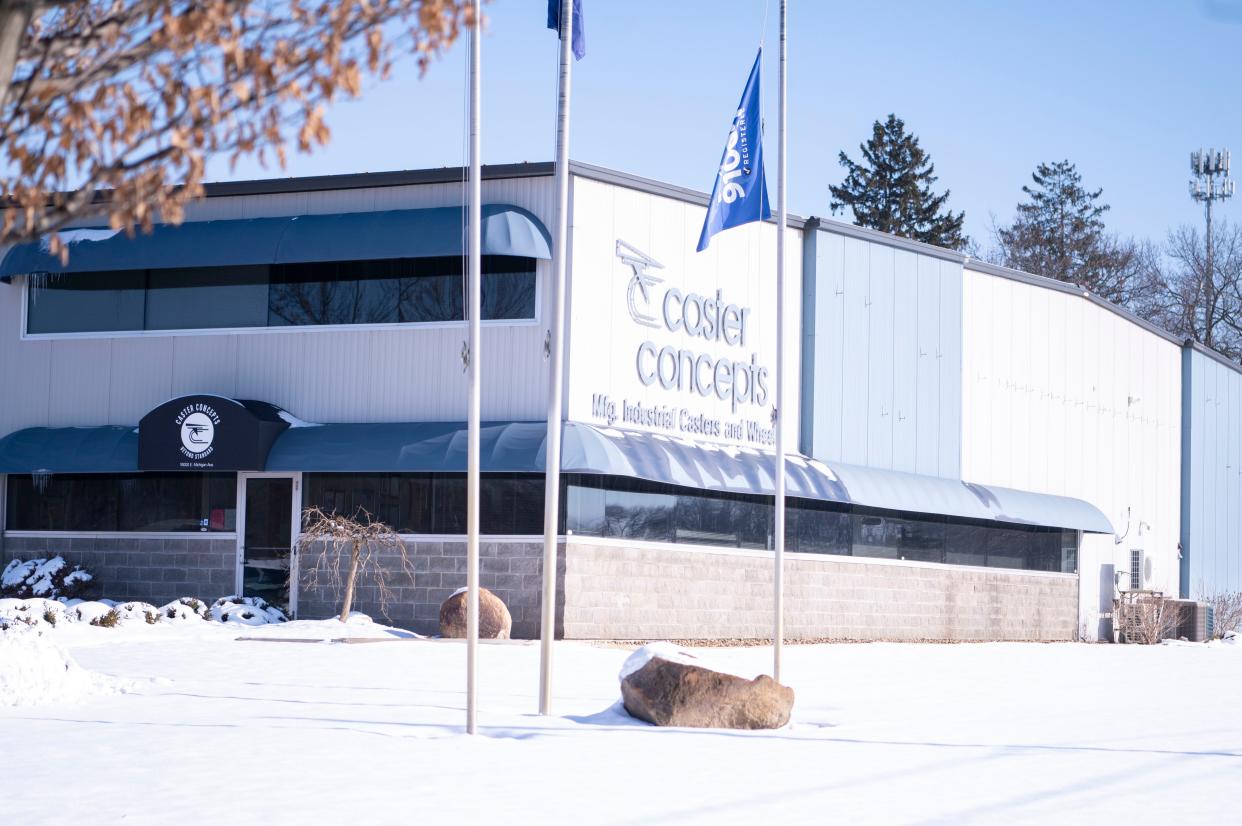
top-left (439, 587), bottom-right (512, 639)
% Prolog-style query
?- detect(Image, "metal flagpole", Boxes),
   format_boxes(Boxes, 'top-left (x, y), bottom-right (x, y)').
top-left (773, 0), bottom-right (788, 683)
top-left (465, 6), bottom-right (482, 736)
top-left (539, 0), bottom-right (573, 717)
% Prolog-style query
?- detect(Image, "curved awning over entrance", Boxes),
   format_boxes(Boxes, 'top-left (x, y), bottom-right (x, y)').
top-left (0, 418), bottom-right (1113, 534)
top-left (0, 426), bottom-right (138, 474)
top-left (265, 421), bottom-right (548, 473)
top-left (0, 205), bottom-right (552, 281)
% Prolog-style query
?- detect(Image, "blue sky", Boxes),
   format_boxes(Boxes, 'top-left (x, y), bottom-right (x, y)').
top-left (209, 0), bottom-right (1242, 249)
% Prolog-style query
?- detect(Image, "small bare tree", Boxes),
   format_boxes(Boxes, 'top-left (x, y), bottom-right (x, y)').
top-left (1197, 587), bottom-right (1242, 638)
top-left (297, 506), bottom-right (414, 623)
top-left (1114, 592), bottom-right (1180, 644)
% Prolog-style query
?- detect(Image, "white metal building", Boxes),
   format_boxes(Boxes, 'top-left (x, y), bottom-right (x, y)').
top-left (0, 161), bottom-right (1231, 641)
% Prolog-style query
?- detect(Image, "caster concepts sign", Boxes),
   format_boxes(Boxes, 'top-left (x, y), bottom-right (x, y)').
top-left (569, 237), bottom-right (776, 448)
top-left (138, 396), bottom-right (290, 471)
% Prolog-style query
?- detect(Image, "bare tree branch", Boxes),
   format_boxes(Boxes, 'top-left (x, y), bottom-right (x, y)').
top-left (0, 0), bottom-right (478, 253)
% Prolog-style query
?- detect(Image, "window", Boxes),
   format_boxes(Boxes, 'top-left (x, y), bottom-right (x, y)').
top-left (562, 474), bottom-right (1080, 573)
top-left (146, 266), bottom-right (271, 330)
top-left (5, 473), bottom-right (236, 532)
top-left (565, 474), bottom-right (766, 548)
top-left (25, 255), bottom-right (537, 334)
top-left (302, 473), bottom-right (544, 535)
top-left (26, 270), bottom-right (145, 334)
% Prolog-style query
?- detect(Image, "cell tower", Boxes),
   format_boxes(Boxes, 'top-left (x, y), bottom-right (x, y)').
top-left (1189, 149), bottom-right (1234, 348)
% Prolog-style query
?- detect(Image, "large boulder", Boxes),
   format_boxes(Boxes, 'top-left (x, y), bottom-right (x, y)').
top-left (439, 587), bottom-right (512, 639)
top-left (619, 643), bottom-right (794, 729)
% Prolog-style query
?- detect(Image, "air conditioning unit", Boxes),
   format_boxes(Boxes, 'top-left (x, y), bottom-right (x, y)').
top-left (1168, 599), bottom-right (1215, 642)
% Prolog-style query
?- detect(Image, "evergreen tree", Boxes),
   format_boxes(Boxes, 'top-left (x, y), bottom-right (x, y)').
top-left (996, 160), bottom-right (1141, 305)
top-left (829, 114), bottom-right (966, 249)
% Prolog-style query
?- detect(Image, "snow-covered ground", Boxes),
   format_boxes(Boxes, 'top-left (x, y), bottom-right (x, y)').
top-left (1, 621), bottom-right (1238, 825)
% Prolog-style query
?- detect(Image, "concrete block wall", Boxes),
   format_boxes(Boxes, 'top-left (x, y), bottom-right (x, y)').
top-left (561, 540), bottom-right (1078, 641)
top-left (296, 539), bottom-right (562, 638)
top-left (0, 534), bottom-right (235, 606)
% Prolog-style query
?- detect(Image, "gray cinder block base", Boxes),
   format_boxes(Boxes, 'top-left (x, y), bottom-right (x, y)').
top-left (0, 534), bottom-right (234, 608)
top-left (296, 539), bottom-right (561, 639)
top-left (2, 534), bottom-right (1076, 641)
top-left (560, 540), bottom-right (1078, 642)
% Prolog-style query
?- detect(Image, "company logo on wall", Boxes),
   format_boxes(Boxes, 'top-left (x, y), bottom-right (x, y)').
top-left (176, 403), bottom-right (221, 460)
top-left (618, 240), bottom-right (664, 328)
top-left (586, 240), bottom-right (775, 447)
top-left (139, 395), bottom-right (289, 472)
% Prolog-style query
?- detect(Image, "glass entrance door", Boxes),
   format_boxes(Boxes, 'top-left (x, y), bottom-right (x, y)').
top-left (238, 474), bottom-right (299, 617)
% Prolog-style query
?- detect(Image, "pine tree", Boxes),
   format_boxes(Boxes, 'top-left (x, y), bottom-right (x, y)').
top-left (996, 160), bottom-right (1142, 305)
top-left (829, 114), bottom-right (966, 249)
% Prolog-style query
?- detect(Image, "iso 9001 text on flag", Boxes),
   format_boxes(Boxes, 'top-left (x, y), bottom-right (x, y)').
top-left (697, 49), bottom-right (771, 252)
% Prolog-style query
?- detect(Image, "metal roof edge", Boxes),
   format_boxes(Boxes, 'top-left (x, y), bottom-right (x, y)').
top-left (196, 159), bottom-right (811, 229)
top-left (962, 258), bottom-right (1084, 297)
top-left (199, 162), bottom-right (555, 198)
top-left (1186, 339), bottom-right (1242, 375)
top-left (803, 216), bottom-right (968, 264)
top-left (568, 160), bottom-right (807, 229)
top-left (1083, 294), bottom-right (1185, 347)
top-left (963, 258), bottom-right (1185, 348)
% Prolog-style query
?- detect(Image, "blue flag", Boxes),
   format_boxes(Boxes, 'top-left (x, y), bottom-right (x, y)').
top-left (547, 0), bottom-right (586, 61)
top-left (697, 49), bottom-right (771, 252)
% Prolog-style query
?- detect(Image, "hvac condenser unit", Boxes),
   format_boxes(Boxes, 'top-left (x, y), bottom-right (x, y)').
top-left (1169, 600), bottom-right (1215, 642)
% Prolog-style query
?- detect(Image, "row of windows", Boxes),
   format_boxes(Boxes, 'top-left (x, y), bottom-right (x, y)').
top-left (564, 476), bottom-right (1079, 573)
top-left (26, 255), bottom-right (537, 334)
top-left (303, 473), bottom-right (544, 535)
top-left (4, 472), bottom-right (1078, 574)
top-left (2, 473), bottom-right (543, 536)
top-left (5, 473), bottom-right (237, 532)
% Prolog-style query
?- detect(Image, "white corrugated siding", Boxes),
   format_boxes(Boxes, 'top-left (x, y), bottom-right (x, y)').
top-left (0, 176), bottom-right (554, 433)
top-left (1185, 349), bottom-right (1242, 596)
top-left (961, 268), bottom-right (1182, 638)
top-left (801, 227), bottom-right (962, 478)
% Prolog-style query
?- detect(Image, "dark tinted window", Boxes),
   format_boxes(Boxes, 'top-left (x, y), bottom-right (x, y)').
top-left (945, 524), bottom-right (988, 567)
top-left (564, 474), bottom-right (1079, 573)
top-left (302, 473), bottom-right (544, 535)
top-left (146, 266), bottom-right (270, 330)
top-left (788, 504), bottom-right (851, 555)
top-left (6, 473), bottom-right (236, 532)
top-left (27, 270), bottom-right (146, 333)
top-left (26, 255), bottom-right (537, 334)
top-left (852, 514), bottom-right (900, 559)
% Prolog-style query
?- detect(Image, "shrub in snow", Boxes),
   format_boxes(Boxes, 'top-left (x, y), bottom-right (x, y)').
top-left (70, 601), bottom-right (117, 625)
top-left (209, 595), bottom-right (287, 625)
top-left (113, 602), bottom-right (161, 625)
top-left (160, 597), bottom-right (208, 621)
top-left (0, 598), bottom-right (67, 630)
top-left (1, 557), bottom-right (93, 600)
top-left (92, 609), bottom-right (120, 628)
top-left (0, 590), bottom-right (289, 632)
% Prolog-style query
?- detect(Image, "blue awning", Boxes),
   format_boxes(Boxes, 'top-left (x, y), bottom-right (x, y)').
top-left (561, 424), bottom-right (850, 503)
top-left (266, 421), bottom-right (549, 473)
top-left (0, 204), bottom-right (552, 281)
top-left (0, 426), bottom-right (138, 473)
top-left (0, 420), bottom-right (1113, 534)
top-left (561, 424), bottom-right (1112, 533)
